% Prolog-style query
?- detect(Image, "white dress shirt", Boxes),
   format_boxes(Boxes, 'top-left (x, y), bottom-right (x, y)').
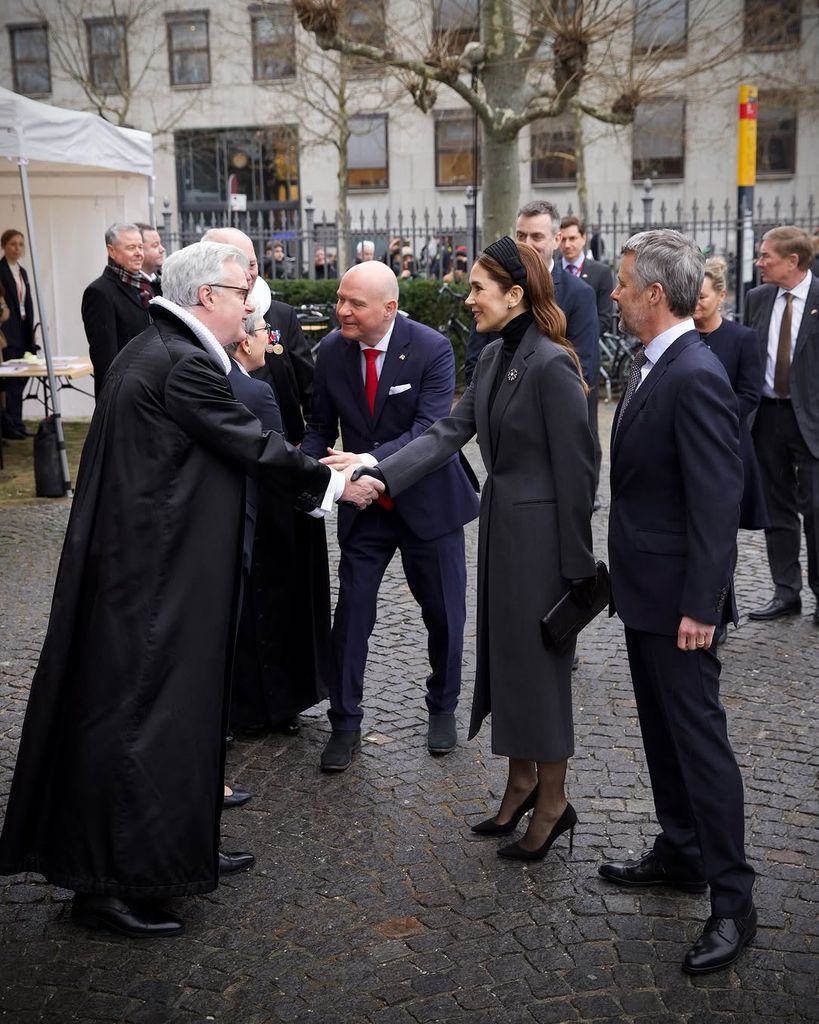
top-left (639, 318), bottom-right (696, 387)
top-left (762, 270), bottom-right (812, 399)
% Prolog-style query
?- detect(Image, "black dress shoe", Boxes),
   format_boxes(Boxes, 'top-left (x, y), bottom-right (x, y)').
top-left (223, 787), bottom-right (252, 809)
top-left (497, 802), bottom-right (577, 861)
top-left (598, 851), bottom-right (707, 892)
top-left (427, 712), bottom-right (457, 754)
top-left (320, 729), bottom-right (361, 772)
top-left (218, 850), bottom-right (255, 875)
top-left (748, 596), bottom-right (801, 621)
top-left (471, 786), bottom-right (538, 836)
top-left (682, 906), bottom-right (757, 974)
top-left (71, 894), bottom-right (184, 937)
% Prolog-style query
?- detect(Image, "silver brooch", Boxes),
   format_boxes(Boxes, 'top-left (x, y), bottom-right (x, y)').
top-left (507, 368), bottom-right (518, 381)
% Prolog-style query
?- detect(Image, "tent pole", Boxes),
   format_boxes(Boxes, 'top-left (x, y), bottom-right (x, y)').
top-left (148, 173), bottom-right (156, 228)
top-left (17, 157), bottom-right (73, 497)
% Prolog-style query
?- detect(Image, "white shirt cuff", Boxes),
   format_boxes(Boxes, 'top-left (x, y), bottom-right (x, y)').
top-left (307, 466), bottom-right (346, 518)
top-left (359, 452), bottom-right (378, 467)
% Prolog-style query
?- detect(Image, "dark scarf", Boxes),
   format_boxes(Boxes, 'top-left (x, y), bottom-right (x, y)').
top-left (108, 257), bottom-right (152, 308)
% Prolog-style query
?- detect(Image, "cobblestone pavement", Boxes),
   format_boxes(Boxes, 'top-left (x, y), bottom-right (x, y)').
top-left (1, 404), bottom-right (817, 1024)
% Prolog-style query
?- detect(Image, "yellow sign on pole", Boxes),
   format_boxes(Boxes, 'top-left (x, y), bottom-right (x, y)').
top-left (737, 84), bottom-right (758, 187)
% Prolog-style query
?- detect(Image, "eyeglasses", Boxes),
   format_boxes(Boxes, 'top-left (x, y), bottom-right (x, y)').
top-left (207, 283), bottom-right (249, 302)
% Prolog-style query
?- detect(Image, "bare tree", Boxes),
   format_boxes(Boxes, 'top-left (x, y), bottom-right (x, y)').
top-left (293, 0), bottom-right (774, 238)
top-left (26, 0), bottom-right (198, 132)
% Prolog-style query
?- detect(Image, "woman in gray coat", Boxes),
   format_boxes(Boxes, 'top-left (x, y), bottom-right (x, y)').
top-left (373, 237), bottom-right (597, 860)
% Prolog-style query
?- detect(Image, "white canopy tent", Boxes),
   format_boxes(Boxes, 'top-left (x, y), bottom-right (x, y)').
top-left (0, 86), bottom-right (154, 493)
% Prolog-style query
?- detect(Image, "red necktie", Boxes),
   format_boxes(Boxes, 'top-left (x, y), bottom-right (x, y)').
top-left (362, 348), bottom-right (393, 509)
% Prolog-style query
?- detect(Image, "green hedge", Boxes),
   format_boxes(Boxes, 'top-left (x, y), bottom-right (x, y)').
top-left (266, 277), bottom-right (472, 368)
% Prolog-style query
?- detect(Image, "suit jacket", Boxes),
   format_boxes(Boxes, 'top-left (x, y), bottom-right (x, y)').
top-left (702, 318), bottom-right (767, 530)
top-left (609, 330), bottom-right (743, 635)
top-left (745, 273), bottom-right (819, 458)
top-left (464, 262), bottom-right (600, 384)
top-left (567, 258), bottom-right (614, 336)
top-left (82, 266), bottom-right (152, 395)
top-left (302, 315), bottom-right (480, 543)
top-left (0, 257), bottom-right (35, 357)
top-left (258, 299), bottom-right (314, 444)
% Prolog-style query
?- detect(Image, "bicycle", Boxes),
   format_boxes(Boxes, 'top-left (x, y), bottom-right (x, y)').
top-left (437, 283), bottom-right (470, 380)
top-left (295, 303), bottom-right (336, 358)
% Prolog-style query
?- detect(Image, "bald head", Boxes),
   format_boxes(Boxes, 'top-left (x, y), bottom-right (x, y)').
top-left (201, 227), bottom-right (258, 284)
top-left (336, 260), bottom-right (400, 347)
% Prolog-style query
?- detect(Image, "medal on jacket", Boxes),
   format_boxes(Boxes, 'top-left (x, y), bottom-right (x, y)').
top-left (268, 329), bottom-right (284, 355)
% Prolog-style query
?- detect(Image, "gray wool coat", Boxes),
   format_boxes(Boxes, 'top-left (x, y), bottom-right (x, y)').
top-left (378, 324), bottom-right (596, 762)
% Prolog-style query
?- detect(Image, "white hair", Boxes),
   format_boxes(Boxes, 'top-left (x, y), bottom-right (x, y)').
top-left (356, 239), bottom-right (375, 257)
top-left (161, 242), bottom-right (248, 307)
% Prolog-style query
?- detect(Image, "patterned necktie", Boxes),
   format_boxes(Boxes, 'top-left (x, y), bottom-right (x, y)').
top-left (614, 348), bottom-right (648, 437)
top-left (362, 347), bottom-right (393, 509)
top-left (567, 263), bottom-right (580, 276)
top-left (774, 292), bottom-right (793, 397)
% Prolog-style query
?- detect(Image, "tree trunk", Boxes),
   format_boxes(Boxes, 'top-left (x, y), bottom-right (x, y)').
top-left (572, 100), bottom-right (589, 225)
top-left (481, 127), bottom-right (521, 241)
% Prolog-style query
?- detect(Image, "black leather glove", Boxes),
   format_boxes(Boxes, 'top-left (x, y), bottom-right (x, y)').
top-left (350, 464), bottom-right (390, 495)
top-left (569, 572), bottom-right (597, 608)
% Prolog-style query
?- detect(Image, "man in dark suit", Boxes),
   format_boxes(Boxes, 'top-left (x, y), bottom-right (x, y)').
top-left (464, 201), bottom-right (599, 391)
top-left (560, 214), bottom-right (614, 492)
top-left (202, 227), bottom-right (314, 443)
top-left (302, 261), bottom-right (480, 771)
top-left (82, 223), bottom-right (152, 396)
top-left (136, 222), bottom-right (165, 297)
top-left (601, 230), bottom-right (756, 975)
top-left (745, 226), bottom-right (819, 626)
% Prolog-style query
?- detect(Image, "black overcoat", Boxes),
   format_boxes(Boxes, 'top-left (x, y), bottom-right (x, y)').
top-left (0, 305), bottom-right (330, 898)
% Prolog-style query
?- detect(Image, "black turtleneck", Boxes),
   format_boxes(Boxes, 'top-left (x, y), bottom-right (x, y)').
top-left (489, 311), bottom-right (534, 412)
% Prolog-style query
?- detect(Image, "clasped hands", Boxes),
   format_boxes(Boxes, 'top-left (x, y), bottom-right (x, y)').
top-left (326, 449), bottom-right (384, 509)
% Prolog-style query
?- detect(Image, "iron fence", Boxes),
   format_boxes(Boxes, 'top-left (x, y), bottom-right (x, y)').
top-left (158, 190), bottom-right (816, 290)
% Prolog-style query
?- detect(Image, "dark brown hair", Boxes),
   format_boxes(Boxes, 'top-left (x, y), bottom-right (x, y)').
top-left (560, 215), bottom-right (587, 236)
top-left (1, 229), bottom-right (23, 249)
top-left (476, 242), bottom-right (587, 393)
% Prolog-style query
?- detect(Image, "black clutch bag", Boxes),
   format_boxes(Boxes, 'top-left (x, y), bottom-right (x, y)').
top-left (540, 561), bottom-right (610, 653)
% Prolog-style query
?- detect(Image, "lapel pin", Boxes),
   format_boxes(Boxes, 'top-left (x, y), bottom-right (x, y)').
top-left (399, 353), bottom-right (406, 360)
top-left (811, 308), bottom-right (817, 316)
top-left (507, 368), bottom-right (518, 381)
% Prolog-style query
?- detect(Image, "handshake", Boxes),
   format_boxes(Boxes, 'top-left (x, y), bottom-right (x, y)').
top-left (338, 463), bottom-right (387, 510)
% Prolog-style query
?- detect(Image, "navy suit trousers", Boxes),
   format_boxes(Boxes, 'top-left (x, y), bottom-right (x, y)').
top-left (624, 627), bottom-right (755, 918)
top-left (329, 503), bottom-right (466, 730)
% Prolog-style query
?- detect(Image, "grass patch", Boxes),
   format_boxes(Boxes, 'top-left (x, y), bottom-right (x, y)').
top-left (0, 419), bottom-right (89, 504)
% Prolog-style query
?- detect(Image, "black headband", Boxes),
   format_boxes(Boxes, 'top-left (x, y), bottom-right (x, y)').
top-left (483, 236), bottom-right (527, 289)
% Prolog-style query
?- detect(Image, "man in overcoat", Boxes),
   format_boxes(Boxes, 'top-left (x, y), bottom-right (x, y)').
top-left (0, 242), bottom-right (381, 938)
top-left (601, 230), bottom-right (756, 975)
top-left (81, 222), bottom-right (153, 395)
top-left (302, 261), bottom-right (479, 770)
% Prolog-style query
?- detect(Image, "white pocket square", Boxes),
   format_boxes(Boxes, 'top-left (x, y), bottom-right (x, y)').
top-left (388, 383), bottom-right (412, 395)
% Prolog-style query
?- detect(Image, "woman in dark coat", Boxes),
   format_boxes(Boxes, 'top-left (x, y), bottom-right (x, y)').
top-left (694, 257), bottom-right (768, 532)
top-left (374, 239), bottom-right (597, 861)
top-left (0, 229), bottom-right (36, 437)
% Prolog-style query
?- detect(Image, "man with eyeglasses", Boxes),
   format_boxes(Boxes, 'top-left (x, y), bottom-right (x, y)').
top-left (82, 221), bottom-right (153, 396)
top-left (0, 241), bottom-right (383, 940)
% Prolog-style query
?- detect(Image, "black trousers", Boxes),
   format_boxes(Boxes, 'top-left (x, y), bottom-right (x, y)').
top-left (625, 627), bottom-right (755, 918)
top-left (753, 398), bottom-right (819, 601)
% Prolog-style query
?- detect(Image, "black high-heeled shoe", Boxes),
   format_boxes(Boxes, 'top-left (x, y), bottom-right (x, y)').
top-left (497, 802), bottom-right (577, 861)
top-left (470, 786), bottom-right (539, 836)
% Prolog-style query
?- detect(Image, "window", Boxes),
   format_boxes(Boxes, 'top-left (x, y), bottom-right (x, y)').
top-left (633, 0), bottom-right (687, 54)
top-left (435, 112), bottom-right (480, 187)
top-left (531, 117), bottom-right (576, 183)
top-left (756, 92), bottom-right (796, 175)
top-left (251, 7), bottom-right (295, 81)
top-left (433, 0), bottom-right (479, 55)
top-left (744, 0), bottom-right (801, 49)
top-left (343, 0), bottom-right (386, 49)
top-left (9, 23), bottom-right (50, 95)
top-left (166, 11), bottom-right (210, 86)
top-left (86, 17), bottom-right (128, 92)
top-left (632, 99), bottom-right (685, 179)
top-left (347, 115), bottom-right (388, 189)
top-left (175, 126), bottom-right (300, 208)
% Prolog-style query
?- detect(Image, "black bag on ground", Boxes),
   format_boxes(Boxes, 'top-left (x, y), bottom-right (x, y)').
top-left (34, 417), bottom-right (65, 497)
